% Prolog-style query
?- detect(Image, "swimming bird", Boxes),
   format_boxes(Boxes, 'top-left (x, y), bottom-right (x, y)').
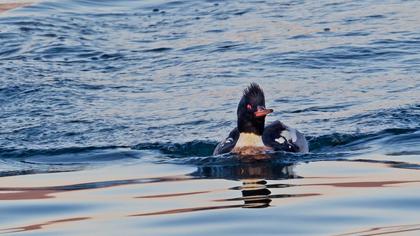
top-left (213, 83), bottom-right (309, 156)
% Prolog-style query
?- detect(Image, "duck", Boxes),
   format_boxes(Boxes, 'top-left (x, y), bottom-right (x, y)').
top-left (213, 83), bottom-right (309, 155)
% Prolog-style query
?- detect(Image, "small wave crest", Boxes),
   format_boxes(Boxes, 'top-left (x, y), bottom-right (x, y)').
top-left (132, 127), bottom-right (418, 157)
top-left (132, 140), bottom-right (218, 158)
top-left (0, 145), bottom-right (129, 159)
top-left (308, 128), bottom-right (418, 152)
top-left (0, 127), bottom-right (418, 178)
top-left (1, 127), bottom-right (417, 160)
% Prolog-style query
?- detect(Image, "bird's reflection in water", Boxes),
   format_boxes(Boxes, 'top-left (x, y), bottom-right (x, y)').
top-left (191, 157), bottom-right (299, 208)
top-left (240, 179), bottom-right (272, 208)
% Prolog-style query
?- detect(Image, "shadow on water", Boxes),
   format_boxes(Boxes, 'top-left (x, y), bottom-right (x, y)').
top-left (193, 161), bottom-right (323, 209)
top-left (191, 160), bottom-right (299, 209)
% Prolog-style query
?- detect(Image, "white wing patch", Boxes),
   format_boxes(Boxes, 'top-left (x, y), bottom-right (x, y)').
top-left (280, 128), bottom-right (297, 143)
top-left (225, 138), bottom-right (233, 144)
top-left (275, 137), bottom-right (286, 144)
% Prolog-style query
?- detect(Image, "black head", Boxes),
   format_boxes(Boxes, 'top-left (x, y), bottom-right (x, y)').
top-left (237, 83), bottom-right (273, 135)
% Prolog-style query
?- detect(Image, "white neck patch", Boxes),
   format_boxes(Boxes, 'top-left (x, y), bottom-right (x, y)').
top-left (235, 133), bottom-right (265, 148)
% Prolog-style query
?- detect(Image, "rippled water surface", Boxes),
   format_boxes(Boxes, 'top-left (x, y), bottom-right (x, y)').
top-left (0, 0), bottom-right (419, 235)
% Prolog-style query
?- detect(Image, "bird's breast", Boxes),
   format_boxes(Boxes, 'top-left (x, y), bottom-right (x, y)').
top-left (234, 133), bottom-right (265, 147)
top-left (233, 133), bottom-right (272, 156)
top-left (232, 146), bottom-right (272, 156)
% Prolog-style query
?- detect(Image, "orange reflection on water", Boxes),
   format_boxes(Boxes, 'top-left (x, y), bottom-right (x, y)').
top-left (304, 180), bottom-right (420, 188)
top-left (135, 190), bottom-right (212, 199)
top-left (0, 160), bottom-right (419, 234)
top-left (336, 223), bottom-right (420, 236)
top-left (0, 2), bottom-right (31, 14)
top-left (0, 189), bottom-right (55, 200)
top-left (0, 217), bottom-right (90, 234)
top-left (0, 175), bottom-right (193, 201)
top-left (130, 204), bottom-right (243, 217)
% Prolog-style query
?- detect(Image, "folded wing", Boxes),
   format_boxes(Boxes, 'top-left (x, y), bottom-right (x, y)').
top-left (213, 128), bottom-right (240, 155)
top-left (263, 120), bottom-right (309, 153)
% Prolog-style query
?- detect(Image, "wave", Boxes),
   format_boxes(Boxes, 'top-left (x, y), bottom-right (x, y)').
top-left (132, 127), bottom-right (418, 158)
top-left (132, 140), bottom-right (218, 158)
top-left (0, 145), bottom-right (129, 159)
top-left (0, 126), bottom-right (417, 179)
top-left (1, 127), bottom-right (417, 160)
top-left (308, 127), bottom-right (418, 152)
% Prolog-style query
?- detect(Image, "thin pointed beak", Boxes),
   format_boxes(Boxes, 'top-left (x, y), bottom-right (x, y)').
top-left (254, 106), bottom-right (273, 117)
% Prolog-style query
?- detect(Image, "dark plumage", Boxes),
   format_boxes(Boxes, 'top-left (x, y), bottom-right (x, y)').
top-left (241, 83), bottom-right (265, 107)
top-left (237, 83), bottom-right (269, 135)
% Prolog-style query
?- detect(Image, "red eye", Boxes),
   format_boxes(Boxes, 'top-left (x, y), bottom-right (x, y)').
top-left (246, 104), bottom-right (252, 110)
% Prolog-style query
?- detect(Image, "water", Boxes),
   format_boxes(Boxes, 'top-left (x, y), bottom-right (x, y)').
top-left (0, 0), bottom-right (419, 235)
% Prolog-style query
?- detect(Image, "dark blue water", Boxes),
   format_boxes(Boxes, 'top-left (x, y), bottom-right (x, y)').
top-left (0, 0), bottom-right (419, 235)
